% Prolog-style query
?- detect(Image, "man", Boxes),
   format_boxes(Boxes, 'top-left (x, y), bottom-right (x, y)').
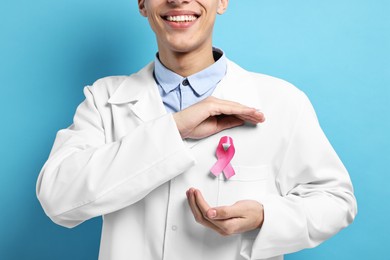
top-left (37, 0), bottom-right (357, 259)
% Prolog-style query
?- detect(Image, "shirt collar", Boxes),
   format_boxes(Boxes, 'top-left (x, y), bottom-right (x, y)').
top-left (154, 47), bottom-right (227, 96)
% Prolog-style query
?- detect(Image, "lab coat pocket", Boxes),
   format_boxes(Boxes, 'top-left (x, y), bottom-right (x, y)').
top-left (217, 165), bottom-right (270, 206)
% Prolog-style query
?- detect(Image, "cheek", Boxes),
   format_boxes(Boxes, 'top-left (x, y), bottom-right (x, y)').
top-left (147, 16), bottom-right (162, 34)
top-left (200, 17), bottom-right (216, 35)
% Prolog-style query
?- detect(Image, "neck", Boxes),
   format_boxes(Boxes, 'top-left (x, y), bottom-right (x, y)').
top-left (157, 46), bottom-right (215, 77)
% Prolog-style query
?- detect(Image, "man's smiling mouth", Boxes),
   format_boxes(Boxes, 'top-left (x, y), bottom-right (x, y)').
top-left (164, 15), bottom-right (198, 22)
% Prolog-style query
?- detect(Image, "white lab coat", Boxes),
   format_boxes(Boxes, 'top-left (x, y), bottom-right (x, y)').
top-left (37, 60), bottom-right (357, 260)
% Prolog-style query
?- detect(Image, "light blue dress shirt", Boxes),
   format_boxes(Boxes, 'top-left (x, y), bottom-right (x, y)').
top-left (154, 48), bottom-right (227, 113)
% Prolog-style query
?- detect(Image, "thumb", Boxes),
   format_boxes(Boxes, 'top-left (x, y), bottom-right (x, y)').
top-left (206, 205), bottom-right (239, 220)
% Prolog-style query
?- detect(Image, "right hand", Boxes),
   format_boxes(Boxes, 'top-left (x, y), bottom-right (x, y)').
top-left (173, 96), bottom-right (265, 139)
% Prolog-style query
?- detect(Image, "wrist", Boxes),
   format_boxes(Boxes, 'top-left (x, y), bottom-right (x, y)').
top-left (257, 203), bottom-right (264, 229)
top-left (172, 113), bottom-right (187, 139)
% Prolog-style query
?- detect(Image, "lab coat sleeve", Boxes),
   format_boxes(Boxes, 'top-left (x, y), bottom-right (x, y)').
top-left (250, 92), bottom-right (357, 259)
top-left (36, 86), bottom-right (196, 228)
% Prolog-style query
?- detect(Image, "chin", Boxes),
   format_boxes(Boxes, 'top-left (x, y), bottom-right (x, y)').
top-left (164, 38), bottom-right (210, 54)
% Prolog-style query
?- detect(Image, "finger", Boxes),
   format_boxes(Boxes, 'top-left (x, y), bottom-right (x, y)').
top-left (203, 97), bottom-right (252, 114)
top-left (210, 217), bottom-right (243, 236)
top-left (193, 191), bottom-right (243, 221)
top-left (186, 189), bottom-right (226, 234)
top-left (206, 205), bottom-right (240, 220)
top-left (175, 97), bottom-right (265, 139)
top-left (201, 96), bottom-right (264, 123)
top-left (210, 201), bottom-right (264, 231)
top-left (217, 106), bottom-right (265, 125)
top-left (213, 102), bottom-right (257, 117)
top-left (208, 200), bottom-right (262, 220)
top-left (235, 111), bottom-right (265, 124)
top-left (187, 189), bottom-right (213, 224)
top-left (186, 188), bottom-right (204, 221)
top-left (206, 204), bottom-right (251, 235)
top-left (192, 190), bottom-right (242, 235)
top-left (189, 190), bottom-right (257, 236)
top-left (193, 189), bottom-right (212, 216)
top-left (215, 116), bottom-right (245, 132)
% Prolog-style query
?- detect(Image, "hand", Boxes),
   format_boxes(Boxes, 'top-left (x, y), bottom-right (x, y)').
top-left (186, 188), bottom-right (264, 236)
top-left (173, 96), bottom-right (265, 139)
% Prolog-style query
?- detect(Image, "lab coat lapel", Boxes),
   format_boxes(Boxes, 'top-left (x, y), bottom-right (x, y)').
top-left (212, 60), bottom-right (260, 108)
top-left (108, 62), bottom-right (167, 122)
top-left (187, 60), bottom-right (261, 149)
top-left (106, 60), bottom-right (260, 148)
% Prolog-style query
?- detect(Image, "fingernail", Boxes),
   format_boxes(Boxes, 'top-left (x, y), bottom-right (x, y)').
top-left (208, 209), bottom-right (217, 218)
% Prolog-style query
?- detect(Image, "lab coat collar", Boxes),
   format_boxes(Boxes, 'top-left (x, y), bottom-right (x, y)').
top-left (108, 62), bottom-right (167, 122)
top-left (108, 62), bottom-right (155, 105)
top-left (107, 59), bottom-right (261, 122)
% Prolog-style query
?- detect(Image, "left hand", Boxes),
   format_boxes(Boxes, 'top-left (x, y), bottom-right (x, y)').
top-left (186, 188), bottom-right (264, 236)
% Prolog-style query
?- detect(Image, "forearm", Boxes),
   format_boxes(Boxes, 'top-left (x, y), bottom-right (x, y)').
top-left (250, 93), bottom-right (357, 258)
top-left (37, 114), bottom-right (195, 228)
top-left (251, 187), bottom-right (356, 258)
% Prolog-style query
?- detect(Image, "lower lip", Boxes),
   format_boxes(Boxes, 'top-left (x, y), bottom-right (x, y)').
top-left (164, 19), bottom-right (198, 29)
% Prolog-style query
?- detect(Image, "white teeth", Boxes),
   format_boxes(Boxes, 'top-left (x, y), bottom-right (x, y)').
top-left (166, 15), bottom-right (197, 22)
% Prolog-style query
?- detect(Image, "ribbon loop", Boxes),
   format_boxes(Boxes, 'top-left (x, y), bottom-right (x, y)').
top-left (210, 136), bottom-right (236, 179)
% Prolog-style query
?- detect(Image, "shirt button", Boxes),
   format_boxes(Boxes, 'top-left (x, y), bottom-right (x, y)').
top-left (182, 79), bottom-right (189, 86)
top-left (171, 225), bottom-right (178, 231)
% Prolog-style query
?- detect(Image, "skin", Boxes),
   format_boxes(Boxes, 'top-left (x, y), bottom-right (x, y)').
top-left (138, 0), bottom-right (265, 236)
top-left (138, 0), bottom-right (227, 76)
top-left (186, 188), bottom-right (264, 236)
top-left (173, 96), bottom-right (265, 139)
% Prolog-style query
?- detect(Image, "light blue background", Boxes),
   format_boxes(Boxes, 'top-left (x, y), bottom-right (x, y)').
top-left (1, 0), bottom-right (389, 259)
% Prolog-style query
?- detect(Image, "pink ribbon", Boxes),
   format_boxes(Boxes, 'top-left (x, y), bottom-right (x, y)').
top-left (210, 136), bottom-right (236, 179)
